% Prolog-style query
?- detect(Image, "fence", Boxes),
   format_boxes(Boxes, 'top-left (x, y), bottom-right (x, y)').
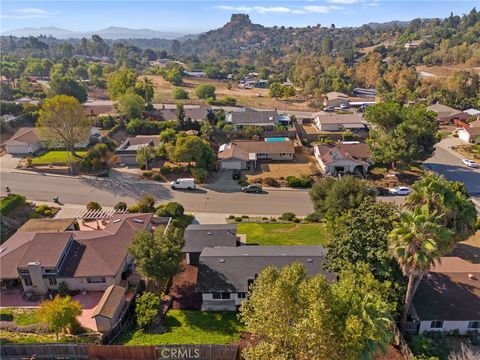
top-left (0, 344), bottom-right (240, 360)
top-left (392, 324), bottom-right (415, 360)
top-left (100, 280), bottom-right (144, 345)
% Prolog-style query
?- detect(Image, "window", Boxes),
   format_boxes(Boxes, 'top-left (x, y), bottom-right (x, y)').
top-left (48, 278), bottom-right (57, 286)
top-left (23, 276), bottom-right (33, 286)
top-left (212, 293), bottom-right (221, 299)
top-left (221, 293), bottom-right (231, 299)
top-left (238, 292), bottom-right (247, 299)
top-left (44, 268), bottom-right (56, 274)
top-left (430, 321), bottom-right (444, 329)
top-left (18, 269), bottom-right (29, 274)
top-left (87, 277), bottom-right (106, 284)
top-left (468, 321), bottom-right (480, 329)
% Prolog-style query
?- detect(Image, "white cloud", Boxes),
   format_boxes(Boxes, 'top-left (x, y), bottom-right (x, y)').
top-left (215, 4), bottom-right (343, 15)
top-left (1, 7), bottom-right (56, 19)
top-left (14, 8), bottom-right (55, 16)
top-left (364, 2), bottom-right (380, 7)
top-left (326, 0), bottom-right (360, 4)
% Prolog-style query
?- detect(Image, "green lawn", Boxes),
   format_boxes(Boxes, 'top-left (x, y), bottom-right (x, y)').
top-left (238, 223), bottom-right (329, 246)
top-left (115, 310), bottom-right (244, 345)
top-left (0, 331), bottom-right (98, 344)
top-left (0, 308), bottom-right (39, 326)
top-left (32, 151), bottom-right (87, 165)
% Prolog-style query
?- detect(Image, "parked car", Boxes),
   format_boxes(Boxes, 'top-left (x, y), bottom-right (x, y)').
top-left (339, 103), bottom-right (349, 110)
top-left (462, 159), bottom-right (479, 168)
top-left (323, 106), bottom-right (334, 112)
top-left (232, 169), bottom-right (241, 180)
top-left (242, 184), bottom-right (263, 193)
top-left (170, 178), bottom-right (196, 190)
top-left (388, 186), bottom-right (410, 196)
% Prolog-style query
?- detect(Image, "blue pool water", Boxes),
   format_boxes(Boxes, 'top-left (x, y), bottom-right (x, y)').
top-left (264, 137), bottom-right (289, 142)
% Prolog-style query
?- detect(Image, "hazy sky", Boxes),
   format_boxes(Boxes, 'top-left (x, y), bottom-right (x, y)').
top-left (1, 1), bottom-right (478, 34)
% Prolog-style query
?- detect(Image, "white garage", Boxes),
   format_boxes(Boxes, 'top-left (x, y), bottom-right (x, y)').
top-left (4, 128), bottom-right (44, 155)
top-left (220, 159), bottom-right (246, 170)
top-left (458, 127), bottom-right (480, 144)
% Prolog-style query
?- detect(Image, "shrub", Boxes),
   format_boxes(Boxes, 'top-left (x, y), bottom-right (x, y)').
top-left (262, 217), bottom-right (268, 220)
top-left (137, 195), bottom-right (156, 213)
top-left (286, 176), bottom-right (312, 188)
top-left (35, 205), bottom-right (50, 214)
top-left (0, 194), bottom-right (26, 216)
top-left (114, 202), bottom-right (127, 211)
top-left (305, 212), bottom-right (321, 222)
top-left (228, 215), bottom-right (235, 219)
top-left (234, 216), bottom-right (242, 222)
top-left (293, 217), bottom-right (301, 223)
top-left (238, 179), bottom-right (249, 186)
top-left (241, 215), bottom-right (249, 219)
top-left (135, 291), bottom-right (160, 328)
top-left (57, 281), bottom-right (70, 297)
top-left (476, 217), bottom-right (480, 230)
top-left (270, 217), bottom-right (277, 222)
top-left (172, 87), bottom-right (189, 100)
top-left (191, 168), bottom-right (208, 183)
top-left (128, 204), bottom-right (140, 213)
top-left (164, 202), bottom-right (185, 217)
top-left (195, 84), bottom-right (216, 99)
top-left (280, 212), bottom-right (296, 221)
top-left (0, 311), bottom-right (14, 322)
top-left (86, 201), bottom-right (101, 211)
top-left (159, 166), bottom-right (171, 175)
top-left (263, 177), bottom-right (280, 187)
top-left (143, 171), bottom-right (153, 178)
top-left (152, 173), bottom-right (162, 181)
top-left (43, 209), bottom-right (53, 217)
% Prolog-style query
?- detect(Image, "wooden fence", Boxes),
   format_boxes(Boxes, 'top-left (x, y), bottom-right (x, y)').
top-left (392, 324), bottom-right (415, 360)
top-left (0, 344), bottom-right (239, 360)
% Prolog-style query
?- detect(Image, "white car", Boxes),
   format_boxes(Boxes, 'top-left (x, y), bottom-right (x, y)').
top-left (170, 178), bottom-right (196, 190)
top-left (388, 186), bottom-right (410, 196)
top-left (462, 159), bottom-right (479, 168)
top-left (339, 103), bottom-right (349, 109)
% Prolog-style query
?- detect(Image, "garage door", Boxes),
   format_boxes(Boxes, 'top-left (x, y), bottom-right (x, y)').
top-left (221, 160), bottom-right (242, 170)
top-left (6, 145), bottom-right (29, 154)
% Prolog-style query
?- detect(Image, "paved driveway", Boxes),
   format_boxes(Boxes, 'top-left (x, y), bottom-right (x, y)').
top-left (0, 154), bottom-right (22, 171)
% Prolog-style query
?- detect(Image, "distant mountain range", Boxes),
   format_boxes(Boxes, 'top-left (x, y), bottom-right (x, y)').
top-left (1, 26), bottom-right (187, 40)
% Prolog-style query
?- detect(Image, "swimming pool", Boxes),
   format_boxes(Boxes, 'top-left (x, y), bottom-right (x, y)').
top-left (264, 137), bottom-right (289, 142)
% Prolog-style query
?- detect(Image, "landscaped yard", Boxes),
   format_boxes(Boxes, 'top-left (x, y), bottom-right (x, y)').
top-left (31, 151), bottom-right (87, 165)
top-left (238, 223), bottom-right (329, 246)
top-left (454, 144), bottom-right (480, 160)
top-left (115, 310), bottom-right (244, 345)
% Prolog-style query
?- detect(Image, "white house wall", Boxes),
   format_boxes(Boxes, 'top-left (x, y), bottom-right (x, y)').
top-left (419, 320), bottom-right (480, 335)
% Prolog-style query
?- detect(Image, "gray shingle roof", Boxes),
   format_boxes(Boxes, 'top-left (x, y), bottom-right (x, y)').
top-left (183, 224), bottom-right (238, 253)
top-left (196, 245), bottom-right (334, 293)
top-left (227, 108), bottom-right (277, 125)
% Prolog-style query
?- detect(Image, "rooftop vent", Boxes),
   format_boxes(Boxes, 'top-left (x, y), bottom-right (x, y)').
top-left (468, 273), bottom-right (477, 280)
top-left (112, 219), bottom-right (121, 224)
top-left (133, 219), bottom-right (144, 224)
top-left (219, 259), bottom-right (225, 263)
top-left (0, 247), bottom-right (5, 254)
top-left (307, 258), bottom-right (313, 263)
top-left (207, 232), bottom-right (213, 236)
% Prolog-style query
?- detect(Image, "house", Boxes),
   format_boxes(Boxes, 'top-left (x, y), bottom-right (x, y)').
top-left (154, 105), bottom-right (211, 122)
top-left (218, 140), bottom-right (295, 170)
top-left (313, 112), bottom-right (368, 134)
top-left (404, 39), bottom-right (423, 49)
top-left (427, 104), bottom-right (469, 124)
top-left (323, 92), bottom-right (350, 108)
top-left (458, 127), bottom-right (480, 144)
top-left (184, 71), bottom-right (205, 78)
top-left (0, 213), bottom-right (162, 295)
top-left (225, 108), bottom-right (278, 131)
top-left (353, 88), bottom-right (377, 98)
top-left (314, 141), bottom-right (372, 176)
top-left (18, 218), bottom-right (78, 232)
top-left (197, 246), bottom-right (334, 311)
top-left (4, 127), bottom-right (44, 155)
top-left (83, 104), bottom-right (114, 117)
top-left (464, 108), bottom-right (480, 117)
top-left (92, 284), bottom-right (127, 332)
top-left (115, 135), bottom-right (160, 165)
top-left (182, 224), bottom-right (239, 265)
top-left (412, 257), bottom-right (480, 335)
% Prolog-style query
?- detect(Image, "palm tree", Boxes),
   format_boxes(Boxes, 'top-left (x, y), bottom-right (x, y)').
top-left (136, 77), bottom-right (155, 106)
top-left (388, 205), bottom-right (451, 331)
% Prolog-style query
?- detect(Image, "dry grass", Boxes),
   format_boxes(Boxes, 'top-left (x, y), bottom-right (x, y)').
top-left (246, 151), bottom-right (319, 180)
top-left (416, 64), bottom-right (480, 77)
top-left (147, 75), bottom-right (313, 110)
top-left (453, 144), bottom-right (480, 160)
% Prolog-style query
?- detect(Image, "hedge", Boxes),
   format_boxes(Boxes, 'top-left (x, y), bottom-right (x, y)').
top-left (0, 194), bottom-right (26, 216)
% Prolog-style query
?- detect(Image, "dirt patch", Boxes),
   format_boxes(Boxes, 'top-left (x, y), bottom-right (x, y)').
top-left (148, 75), bottom-right (313, 111)
top-left (453, 144), bottom-right (480, 160)
top-left (169, 260), bottom-right (201, 310)
top-left (368, 166), bottom-right (424, 189)
top-left (453, 231), bottom-right (480, 264)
